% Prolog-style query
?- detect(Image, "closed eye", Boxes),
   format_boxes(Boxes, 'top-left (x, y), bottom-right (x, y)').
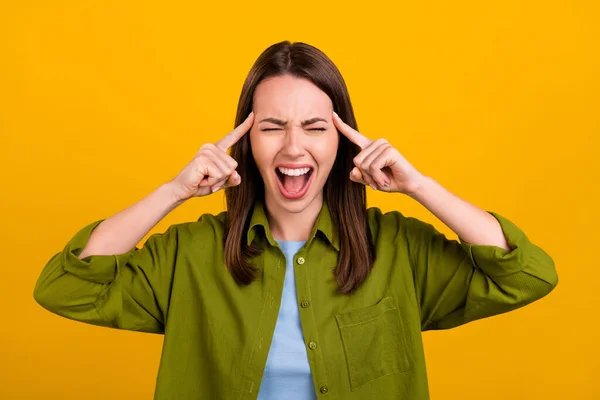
top-left (261, 128), bottom-right (327, 131)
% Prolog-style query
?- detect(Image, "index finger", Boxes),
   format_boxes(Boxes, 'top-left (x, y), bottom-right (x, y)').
top-left (332, 111), bottom-right (372, 149)
top-left (215, 111), bottom-right (255, 151)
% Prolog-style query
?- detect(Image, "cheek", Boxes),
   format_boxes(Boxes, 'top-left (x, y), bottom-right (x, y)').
top-left (330, 134), bottom-right (340, 155)
top-left (249, 137), bottom-right (262, 168)
top-left (323, 133), bottom-right (339, 164)
top-left (250, 135), bottom-right (274, 171)
top-left (311, 136), bottom-right (339, 170)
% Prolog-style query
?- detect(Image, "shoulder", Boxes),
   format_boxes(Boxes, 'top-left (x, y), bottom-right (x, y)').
top-left (366, 206), bottom-right (408, 236)
top-left (160, 211), bottom-right (228, 244)
top-left (366, 206), bottom-right (437, 243)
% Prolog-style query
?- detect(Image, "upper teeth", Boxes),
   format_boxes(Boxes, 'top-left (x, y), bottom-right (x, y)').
top-left (278, 167), bottom-right (311, 176)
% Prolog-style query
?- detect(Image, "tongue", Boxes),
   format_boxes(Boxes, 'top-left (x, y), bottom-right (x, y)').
top-left (283, 175), bottom-right (306, 194)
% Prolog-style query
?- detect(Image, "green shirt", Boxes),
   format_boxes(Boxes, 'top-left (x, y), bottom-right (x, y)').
top-left (33, 200), bottom-right (558, 399)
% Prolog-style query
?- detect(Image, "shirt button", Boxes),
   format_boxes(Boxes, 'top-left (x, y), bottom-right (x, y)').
top-left (301, 300), bottom-right (310, 308)
top-left (320, 385), bottom-right (328, 394)
top-left (297, 257), bottom-right (305, 265)
top-left (308, 341), bottom-right (317, 350)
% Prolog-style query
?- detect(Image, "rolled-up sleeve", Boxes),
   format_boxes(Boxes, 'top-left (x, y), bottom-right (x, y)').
top-left (405, 211), bottom-right (558, 331)
top-left (33, 219), bottom-right (179, 334)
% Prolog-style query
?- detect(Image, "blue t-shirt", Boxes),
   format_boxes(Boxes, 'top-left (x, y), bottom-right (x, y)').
top-left (257, 239), bottom-right (317, 400)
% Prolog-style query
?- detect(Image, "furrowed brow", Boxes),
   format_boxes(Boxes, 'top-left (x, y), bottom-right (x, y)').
top-left (301, 117), bottom-right (327, 126)
top-left (259, 118), bottom-right (286, 126)
top-left (258, 117), bottom-right (328, 126)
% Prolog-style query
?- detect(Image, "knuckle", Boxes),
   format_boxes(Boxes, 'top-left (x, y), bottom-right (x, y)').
top-left (382, 147), bottom-right (395, 157)
top-left (194, 156), bottom-right (208, 169)
top-left (192, 158), bottom-right (204, 170)
top-left (197, 149), bottom-right (211, 158)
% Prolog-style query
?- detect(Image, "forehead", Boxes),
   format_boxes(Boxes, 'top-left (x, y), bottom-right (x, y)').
top-left (253, 75), bottom-right (332, 116)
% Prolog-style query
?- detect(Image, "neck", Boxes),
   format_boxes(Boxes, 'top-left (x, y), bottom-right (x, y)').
top-left (264, 191), bottom-right (323, 242)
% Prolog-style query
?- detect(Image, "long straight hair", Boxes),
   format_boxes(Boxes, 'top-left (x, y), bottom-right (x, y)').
top-left (224, 41), bottom-right (375, 294)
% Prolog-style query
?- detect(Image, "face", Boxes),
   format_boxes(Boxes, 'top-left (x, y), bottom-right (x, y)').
top-left (250, 74), bottom-right (339, 213)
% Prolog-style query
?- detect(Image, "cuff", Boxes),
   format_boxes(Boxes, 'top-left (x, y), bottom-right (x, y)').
top-left (458, 211), bottom-right (532, 277)
top-left (61, 219), bottom-right (134, 284)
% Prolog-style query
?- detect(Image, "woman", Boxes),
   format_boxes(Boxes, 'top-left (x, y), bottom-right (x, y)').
top-left (34, 41), bottom-right (558, 400)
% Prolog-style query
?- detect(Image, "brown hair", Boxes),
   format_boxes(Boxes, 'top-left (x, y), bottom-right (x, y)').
top-left (224, 41), bottom-right (375, 294)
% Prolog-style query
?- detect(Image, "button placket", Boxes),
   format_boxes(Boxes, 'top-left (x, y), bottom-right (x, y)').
top-left (294, 250), bottom-right (331, 398)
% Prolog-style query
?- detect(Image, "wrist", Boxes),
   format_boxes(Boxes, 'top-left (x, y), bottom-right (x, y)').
top-left (159, 182), bottom-right (188, 209)
top-left (407, 175), bottom-right (434, 201)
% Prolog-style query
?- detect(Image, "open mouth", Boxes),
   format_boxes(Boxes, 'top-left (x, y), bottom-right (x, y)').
top-left (275, 167), bottom-right (314, 199)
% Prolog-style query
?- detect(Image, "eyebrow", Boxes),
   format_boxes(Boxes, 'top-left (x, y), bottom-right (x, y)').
top-left (259, 117), bottom-right (328, 126)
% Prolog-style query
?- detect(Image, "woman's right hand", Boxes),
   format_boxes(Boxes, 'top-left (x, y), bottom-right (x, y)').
top-left (168, 112), bottom-right (254, 202)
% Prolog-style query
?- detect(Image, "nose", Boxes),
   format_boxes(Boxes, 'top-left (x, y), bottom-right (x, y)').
top-left (280, 128), bottom-right (306, 158)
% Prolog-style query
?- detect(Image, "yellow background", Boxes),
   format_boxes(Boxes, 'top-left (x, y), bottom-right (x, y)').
top-left (1, 1), bottom-right (598, 399)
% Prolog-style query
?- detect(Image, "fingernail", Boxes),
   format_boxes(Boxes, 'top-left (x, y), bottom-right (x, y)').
top-left (333, 111), bottom-right (339, 117)
top-left (233, 172), bottom-right (239, 180)
top-left (369, 184), bottom-right (377, 191)
top-left (384, 180), bottom-right (390, 187)
top-left (212, 186), bottom-right (221, 193)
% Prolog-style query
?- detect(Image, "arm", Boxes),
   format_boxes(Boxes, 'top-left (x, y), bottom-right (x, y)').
top-left (33, 183), bottom-right (184, 334)
top-left (79, 183), bottom-right (184, 258)
top-left (409, 176), bottom-right (511, 250)
top-left (404, 176), bottom-right (558, 331)
top-left (34, 115), bottom-right (254, 333)
top-left (329, 112), bottom-right (558, 330)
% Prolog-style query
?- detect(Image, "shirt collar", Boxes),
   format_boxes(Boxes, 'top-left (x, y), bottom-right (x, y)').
top-left (246, 198), bottom-right (339, 251)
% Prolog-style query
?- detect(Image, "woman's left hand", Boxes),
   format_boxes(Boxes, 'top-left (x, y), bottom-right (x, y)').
top-left (332, 111), bottom-right (426, 196)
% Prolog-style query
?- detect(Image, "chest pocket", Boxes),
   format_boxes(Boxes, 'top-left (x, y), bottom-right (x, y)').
top-left (335, 296), bottom-right (410, 391)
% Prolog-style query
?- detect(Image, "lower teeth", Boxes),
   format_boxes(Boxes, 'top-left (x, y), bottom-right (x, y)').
top-left (279, 171), bottom-right (311, 194)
